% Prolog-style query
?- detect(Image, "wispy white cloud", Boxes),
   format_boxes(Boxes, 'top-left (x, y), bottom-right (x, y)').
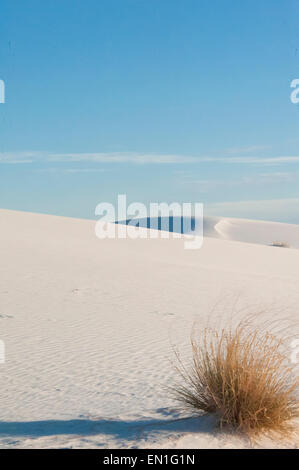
top-left (50, 152), bottom-right (299, 165)
top-left (179, 172), bottom-right (296, 193)
top-left (0, 151), bottom-right (200, 164)
top-left (1, 151), bottom-right (299, 166)
top-left (50, 152), bottom-right (200, 164)
top-left (206, 198), bottom-right (299, 223)
top-left (241, 172), bottom-right (293, 184)
top-left (222, 156), bottom-right (299, 164)
top-left (0, 151), bottom-right (62, 164)
top-left (0, 151), bottom-right (42, 164)
top-left (0, 159), bottom-right (33, 164)
top-left (34, 167), bottom-right (107, 174)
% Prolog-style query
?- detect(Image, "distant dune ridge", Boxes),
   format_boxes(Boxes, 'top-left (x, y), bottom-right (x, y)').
top-left (116, 215), bottom-right (299, 249)
top-left (0, 209), bottom-right (298, 449)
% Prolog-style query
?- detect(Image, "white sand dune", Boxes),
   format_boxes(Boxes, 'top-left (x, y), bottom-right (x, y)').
top-left (119, 214), bottom-right (299, 248)
top-left (0, 209), bottom-right (298, 449)
top-left (212, 217), bottom-right (299, 248)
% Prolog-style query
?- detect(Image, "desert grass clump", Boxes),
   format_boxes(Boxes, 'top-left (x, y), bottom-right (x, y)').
top-left (270, 241), bottom-right (290, 248)
top-left (173, 322), bottom-right (298, 437)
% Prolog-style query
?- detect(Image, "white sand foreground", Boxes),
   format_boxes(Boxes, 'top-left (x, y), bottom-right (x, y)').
top-left (0, 209), bottom-right (298, 448)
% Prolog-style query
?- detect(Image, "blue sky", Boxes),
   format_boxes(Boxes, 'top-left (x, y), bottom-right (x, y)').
top-left (1, 0), bottom-right (299, 222)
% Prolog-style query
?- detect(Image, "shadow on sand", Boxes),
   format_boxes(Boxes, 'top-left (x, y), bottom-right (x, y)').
top-left (0, 414), bottom-right (216, 441)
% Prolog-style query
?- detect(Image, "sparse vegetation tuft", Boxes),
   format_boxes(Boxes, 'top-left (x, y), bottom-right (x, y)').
top-left (172, 322), bottom-right (298, 437)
